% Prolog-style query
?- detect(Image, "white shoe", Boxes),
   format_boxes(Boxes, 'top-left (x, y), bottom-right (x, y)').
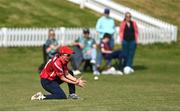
top-left (130, 68), bottom-right (134, 73)
top-left (90, 60), bottom-right (96, 64)
top-left (123, 66), bottom-right (131, 75)
top-left (93, 71), bottom-right (100, 75)
top-left (31, 92), bottom-right (45, 100)
top-left (109, 67), bottom-right (116, 72)
top-left (101, 67), bottom-right (116, 75)
top-left (73, 70), bottom-right (81, 76)
top-left (114, 70), bottom-right (123, 75)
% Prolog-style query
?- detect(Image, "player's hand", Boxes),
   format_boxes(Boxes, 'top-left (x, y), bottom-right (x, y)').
top-left (77, 77), bottom-right (87, 88)
top-left (78, 79), bottom-right (86, 88)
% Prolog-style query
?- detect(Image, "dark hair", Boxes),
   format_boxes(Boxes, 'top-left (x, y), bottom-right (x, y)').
top-left (103, 33), bottom-right (111, 39)
top-left (124, 12), bottom-right (131, 20)
top-left (104, 8), bottom-right (110, 14)
top-left (83, 28), bottom-right (90, 34)
top-left (49, 29), bottom-right (55, 32)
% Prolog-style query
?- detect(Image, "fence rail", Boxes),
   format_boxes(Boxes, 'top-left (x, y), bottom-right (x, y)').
top-left (0, 27), bottom-right (177, 47)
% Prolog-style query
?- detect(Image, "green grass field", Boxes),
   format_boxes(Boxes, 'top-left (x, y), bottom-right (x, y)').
top-left (0, 0), bottom-right (180, 111)
top-left (0, 0), bottom-right (99, 27)
top-left (0, 43), bottom-right (180, 111)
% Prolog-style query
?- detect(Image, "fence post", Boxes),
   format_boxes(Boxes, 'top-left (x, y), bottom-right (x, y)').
top-left (174, 26), bottom-right (178, 42)
top-left (2, 27), bottom-right (7, 47)
top-left (80, 0), bottom-right (86, 9)
top-left (60, 27), bottom-right (65, 46)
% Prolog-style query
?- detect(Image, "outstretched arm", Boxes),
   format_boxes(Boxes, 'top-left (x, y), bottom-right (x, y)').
top-left (60, 73), bottom-right (86, 88)
top-left (60, 75), bottom-right (77, 84)
top-left (101, 47), bottom-right (112, 54)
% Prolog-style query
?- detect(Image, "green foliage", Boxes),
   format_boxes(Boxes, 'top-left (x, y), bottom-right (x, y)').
top-left (0, 1), bottom-right (180, 110)
top-left (0, 44), bottom-right (180, 110)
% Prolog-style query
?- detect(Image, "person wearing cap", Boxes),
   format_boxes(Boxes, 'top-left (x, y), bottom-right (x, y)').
top-left (31, 46), bottom-right (86, 100)
top-left (71, 28), bottom-right (89, 76)
top-left (96, 8), bottom-right (116, 49)
top-left (71, 28), bottom-right (100, 75)
top-left (81, 29), bottom-right (99, 75)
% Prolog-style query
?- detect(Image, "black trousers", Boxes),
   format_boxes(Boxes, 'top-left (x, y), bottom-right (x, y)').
top-left (71, 46), bottom-right (83, 70)
top-left (104, 49), bottom-right (127, 68)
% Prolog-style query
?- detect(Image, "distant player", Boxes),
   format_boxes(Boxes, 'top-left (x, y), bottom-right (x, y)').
top-left (31, 46), bottom-right (86, 100)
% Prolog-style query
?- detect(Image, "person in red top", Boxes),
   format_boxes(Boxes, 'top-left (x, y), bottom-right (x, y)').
top-left (31, 46), bottom-right (86, 100)
top-left (119, 12), bottom-right (139, 72)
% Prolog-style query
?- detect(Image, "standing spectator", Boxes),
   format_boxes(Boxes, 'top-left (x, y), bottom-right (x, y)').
top-left (31, 46), bottom-right (86, 100)
top-left (96, 8), bottom-right (116, 69)
top-left (119, 12), bottom-right (139, 73)
top-left (96, 8), bottom-right (116, 49)
top-left (45, 29), bottom-right (60, 59)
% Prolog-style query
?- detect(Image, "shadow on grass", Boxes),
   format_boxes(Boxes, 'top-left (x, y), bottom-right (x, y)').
top-left (133, 65), bottom-right (147, 71)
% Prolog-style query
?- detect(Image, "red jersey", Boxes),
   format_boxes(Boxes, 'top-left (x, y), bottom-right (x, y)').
top-left (100, 41), bottom-right (112, 57)
top-left (100, 41), bottom-right (112, 51)
top-left (40, 55), bottom-right (68, 80)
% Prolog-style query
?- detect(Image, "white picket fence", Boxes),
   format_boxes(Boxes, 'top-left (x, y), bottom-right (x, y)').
top-left (0, 27), bottom-right (177, 47)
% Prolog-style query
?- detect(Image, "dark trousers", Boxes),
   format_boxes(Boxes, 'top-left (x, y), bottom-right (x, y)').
top-left (122, 40), bottom-right (136, 67)
top-left (104, 49), bottom-right (127, 68)
top-left (71, 46), bottom-right (83, 70)
top-left (109, 34), bottom-right (114, 50)
top-left (41, 76), bottom-right (75, 99)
